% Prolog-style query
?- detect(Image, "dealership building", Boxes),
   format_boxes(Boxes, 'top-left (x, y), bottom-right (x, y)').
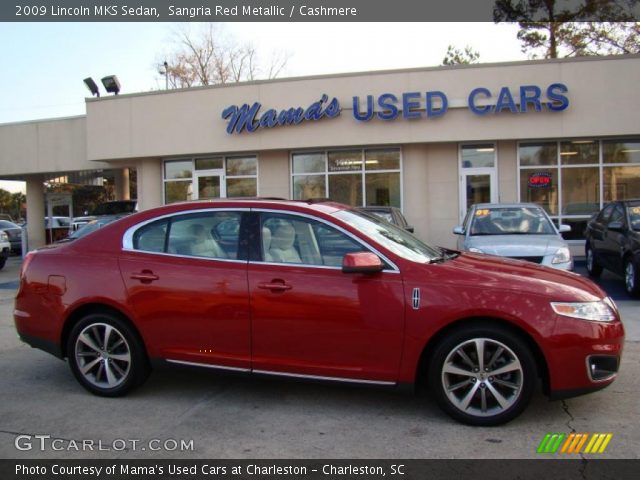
top-left (1, 54), bottom-right (639, 254)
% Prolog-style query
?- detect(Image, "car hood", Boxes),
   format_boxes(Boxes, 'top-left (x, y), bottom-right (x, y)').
top-left (466, 234), bottom-right (566, 257)
top-left (436, 252), bottom-right (604, 302)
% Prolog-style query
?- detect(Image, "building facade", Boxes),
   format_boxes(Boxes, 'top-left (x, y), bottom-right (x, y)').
top-left (1, 55), bottom-right (639, 253)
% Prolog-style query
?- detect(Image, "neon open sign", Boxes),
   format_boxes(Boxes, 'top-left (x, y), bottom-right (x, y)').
top-left (528, 172), bottom-right (553, 188)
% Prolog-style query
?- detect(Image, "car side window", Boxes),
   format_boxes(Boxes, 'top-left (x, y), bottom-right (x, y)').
top-left (260, 213), bottom-right (365, 267)
top-left (597, 204), bottom-right (615, 224)
top-left (167, 211), bottom-right (242, 260)
top-left (609, 204), bottom-right (625, 226)
top-left (133, 219), bottom-right (168, 253)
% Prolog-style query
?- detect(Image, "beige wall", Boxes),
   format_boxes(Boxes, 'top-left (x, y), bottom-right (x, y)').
top-left (83, 56), bottom-right (640, 163)
top-left (497, 140), bottom-right (517, 203)
top-left (257, 150), bottom-right (289, 198)
top-left (0, 116), bottom-right (109, 178)
top-left (135, 158), bottom-right (163, 211)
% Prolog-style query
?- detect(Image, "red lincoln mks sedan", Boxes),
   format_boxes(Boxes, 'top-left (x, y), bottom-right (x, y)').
top-left (15, 200), bottom-right (624, 425)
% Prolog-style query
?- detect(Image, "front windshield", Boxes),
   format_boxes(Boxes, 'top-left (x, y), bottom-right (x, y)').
top-left (629, 205), bottom-right (640, 231)
top-left (334, 210), bottom-right (442, 263)
top-left (470, 206), bottom-right (556, 236)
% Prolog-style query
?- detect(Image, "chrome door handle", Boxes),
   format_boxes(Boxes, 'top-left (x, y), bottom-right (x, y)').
top-left (130, 271), bottom-right (159, 283)
top-left (257, 281), bottom-right (292, 292)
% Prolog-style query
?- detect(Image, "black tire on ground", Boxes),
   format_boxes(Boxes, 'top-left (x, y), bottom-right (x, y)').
top-left (428, 322), bottom-right (537, 426)
top-left (0, 257), bottom-right (5, 270)
top-left (67, 311), bottom-right (150, 397)
top-left (624, 257), bottom-right (640, 298)
top-left (586, 244), bottom-right (603, 278)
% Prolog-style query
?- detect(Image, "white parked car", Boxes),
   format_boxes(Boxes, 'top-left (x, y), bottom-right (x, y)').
top-left (0, 230), bottom-right (10, 270)
top-left (453, 203), bottom-right (573, 270)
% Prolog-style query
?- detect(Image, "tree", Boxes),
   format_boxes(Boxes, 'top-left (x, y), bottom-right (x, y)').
top-left (494, 0), bottom-right (640, 58)
top-left (158, 24), bottom-right (290, 88)
top-left (442, 45), bottom-right (481, 65)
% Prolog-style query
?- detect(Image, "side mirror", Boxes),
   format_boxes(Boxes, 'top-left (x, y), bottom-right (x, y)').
top-left (608, 221), bottom-right (624, 232)
top-left (342, 252), bottom-right (384, 274)
top-left (453, 226), bottom-right (465, 235)
top-left (558, 224), bottom-right (571, 233)
top-left (405, 226), bottom-right (415, 233)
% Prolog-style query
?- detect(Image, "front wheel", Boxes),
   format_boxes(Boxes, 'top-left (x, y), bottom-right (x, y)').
top-left (624, 258), bottom-right (640, 298)
top-left (428, 324), bottom-right (536, 426)
top-left (67, 312), bottom-right (150, 396)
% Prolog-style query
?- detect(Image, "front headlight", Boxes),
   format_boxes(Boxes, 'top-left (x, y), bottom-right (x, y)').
top-left (551, 300), bottom-right (616, 322)
top-left (552, 247), bottom-right (571, 264)
top-left (0, 231), bottom-right (7, 242)
top-left (468, 247), bottom-right (484, 253)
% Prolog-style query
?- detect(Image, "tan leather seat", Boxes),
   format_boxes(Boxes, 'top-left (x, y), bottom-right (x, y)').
top-left (269, 222), bottom-right (301, 263)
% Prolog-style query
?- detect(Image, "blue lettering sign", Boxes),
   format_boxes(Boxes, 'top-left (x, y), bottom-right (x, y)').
top-left (402, 92), bottom-right (421, 119)
top-left (222, 94), bottom-right (341, 134)
top-left (377, 93), bottom-right (399, 121)
top-left (546, 83), bottom-right (569, 111)
top-left (426, 91), bottom-right (448, 117)
top-left (468, 88), bottom-right (493, 115)
top-left (519, 85), bottom-right (542, 112)
top-left (353, 95), bottom-right (374, 121)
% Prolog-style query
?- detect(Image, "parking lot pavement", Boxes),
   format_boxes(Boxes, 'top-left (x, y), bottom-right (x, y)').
top-left (0, 255), bottom-right (638, 459)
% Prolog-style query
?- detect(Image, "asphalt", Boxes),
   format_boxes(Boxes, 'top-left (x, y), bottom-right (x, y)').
top-left (0, 255), bottom-right (638, 459)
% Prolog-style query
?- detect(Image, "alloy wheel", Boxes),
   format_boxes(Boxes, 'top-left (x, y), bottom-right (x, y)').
top-left (441, 338), bottom-right (523, 417)
top-left (74, 323), bottom-right (132, 389)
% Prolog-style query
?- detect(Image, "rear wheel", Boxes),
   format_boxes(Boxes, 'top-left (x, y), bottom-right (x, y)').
top-left (67, 312), bottom-right (150, 396)
top-left (0, 257), bottom-right (5, 270)
top-left (586, 244), bottom-right (602, 278)
top-left (624, 258), bottom-right (640, 298)
top-left (428, 324), bottom-right (536, 426)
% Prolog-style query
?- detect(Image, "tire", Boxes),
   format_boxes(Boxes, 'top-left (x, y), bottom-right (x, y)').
top-left (586, 244), bottom-right (602, 278)
top-left (428, 323), bottom-right (537, 426)
top-left (67, 312), bottom-right (150, 397)
top-left (624, 258), bottom-right (640, 298)
top-left (0, 257), bottom-right (5, 270)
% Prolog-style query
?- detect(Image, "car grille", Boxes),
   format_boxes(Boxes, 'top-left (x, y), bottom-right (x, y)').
top-left (510, 256), bottom-right (544, 264)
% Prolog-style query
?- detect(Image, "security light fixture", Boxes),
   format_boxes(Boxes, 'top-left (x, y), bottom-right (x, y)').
top-left (101, 75), bottom-right (121, 95)
top-left (83, 77), bottom-right (100, 97)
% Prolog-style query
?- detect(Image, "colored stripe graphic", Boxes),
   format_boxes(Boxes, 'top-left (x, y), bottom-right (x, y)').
top-left (537, 433), bottom-right (565, 453)
top-left (538, 433), bottom-right (613, 454)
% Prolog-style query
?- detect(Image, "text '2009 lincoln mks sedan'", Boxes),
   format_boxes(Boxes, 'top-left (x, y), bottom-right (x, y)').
top-left (14, 199), bottom-right (624, 425)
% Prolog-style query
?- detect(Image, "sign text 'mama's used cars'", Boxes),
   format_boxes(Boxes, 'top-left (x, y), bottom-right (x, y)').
top-left (14, 199), bottom-right (624, 426)
top-left (454, 203), bottom-right (573, 270)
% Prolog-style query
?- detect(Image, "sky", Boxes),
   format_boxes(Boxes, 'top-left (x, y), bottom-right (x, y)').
top-left (0, 22), bottom-right (525, 192)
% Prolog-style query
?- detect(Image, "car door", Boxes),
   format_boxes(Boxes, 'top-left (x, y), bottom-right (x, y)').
top-left (602, 203), bottom-right (626, 274)
top-left (589, 203), bottom-right (614, 268)
top-left (119, 209), bottom-right (251, 370)
top-left (248, 211), bottom-right (405, 383)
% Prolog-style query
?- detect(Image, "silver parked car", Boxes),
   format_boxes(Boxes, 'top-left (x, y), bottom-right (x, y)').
top-left (453, 203), bottom-right (573, 270)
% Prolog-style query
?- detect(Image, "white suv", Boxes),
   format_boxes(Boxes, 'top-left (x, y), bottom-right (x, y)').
top-left (0, 230), bottom-right (10, 270)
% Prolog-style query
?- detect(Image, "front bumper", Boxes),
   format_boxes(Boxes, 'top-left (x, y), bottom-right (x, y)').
top-left (547, 314), bottom-right (624, 397)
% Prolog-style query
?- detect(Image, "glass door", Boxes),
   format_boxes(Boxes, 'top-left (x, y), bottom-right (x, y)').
top-left (195, 170), bottom-right (225, 200)
top-left (460, 170), bottom-right (497, 221)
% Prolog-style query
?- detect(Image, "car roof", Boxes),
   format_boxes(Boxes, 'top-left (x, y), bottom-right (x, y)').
top-left (472, 203), bottom-right (544, 209)
top-left (140, 198), bottom-right (350, 216)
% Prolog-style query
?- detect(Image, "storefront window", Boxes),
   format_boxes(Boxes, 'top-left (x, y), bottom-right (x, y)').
top-left (165, 160), bottom-right (192, 179)
top-left (519, 142), bottom-right (557, 166)
top-left (165, 181), bottom-right (192, 203)
top-left (604, 166), bottom-right (640, 201)
top-left (293, 152), bottom-right (325, 173)
top-left (560, 140), bottom-right (598, 165)
top-left (561, 167), bottom-right (599, 216)
top-left (603, 139), bottom-right (640, 164)
top-left (292, 148), bottom-right (402, 208)
top-left (461, 144), bottom-right (495, 168)
top-left (163, 155), bottom-right (258, 203)
top-left (519, 168), bottom-right (558, 215)
top-left (195, 157), bottom-right (223, 170)
top-left (519, 138), bottom-right (640, 241)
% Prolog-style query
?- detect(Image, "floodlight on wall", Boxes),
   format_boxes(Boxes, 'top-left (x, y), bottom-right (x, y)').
top-left (83, 77), bottom-right (100, 97)
top-left (101, 75), bottom-right (121, 95)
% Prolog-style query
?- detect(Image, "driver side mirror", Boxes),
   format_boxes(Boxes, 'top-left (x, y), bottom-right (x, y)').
top-left (558, 224), bottom-right (571, 233)
top-left (342, 252), bottom-right (384, 274)
top-left (453, 226), bottom-right (465, 235)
